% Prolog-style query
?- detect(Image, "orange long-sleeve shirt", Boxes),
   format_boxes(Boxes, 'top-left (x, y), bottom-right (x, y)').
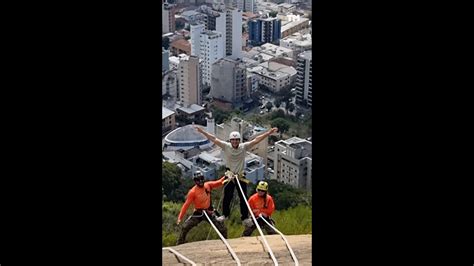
top-left (248, 193), bottom-right (275, 217)
top-left (177, 176), bottom-right (225, 221)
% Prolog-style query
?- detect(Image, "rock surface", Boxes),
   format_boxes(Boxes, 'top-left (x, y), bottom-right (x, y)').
top-left (163, 234), bottom-right (312, 265)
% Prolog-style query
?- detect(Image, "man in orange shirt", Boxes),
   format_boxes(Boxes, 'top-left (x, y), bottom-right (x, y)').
top-left (176, 170), bottom-right (228, 245)
top-left (242, 181), bottom-right (277, 236)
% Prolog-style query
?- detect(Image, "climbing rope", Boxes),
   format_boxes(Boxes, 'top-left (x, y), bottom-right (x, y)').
top-left (234, 174), bottom-right (279, 266)
top-left (258, 214), bottom-right (299, 266)
top-left (203, 211), bottom-right (241, 266)
top-left (162, 247), bottom-right (197, 266)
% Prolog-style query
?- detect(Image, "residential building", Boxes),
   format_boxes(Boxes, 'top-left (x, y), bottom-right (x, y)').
top-left (204, 7), bottom-right (242, 59)
top-left (162, 1), bottom-right (176, 34)
top-left (162, 69), bottom-right (178, 98)
top-left (281, 17), bottom-right (310, 38)
top-left (178, 55), bottom-right (201, 107)
top-left (295, 50), bottom-right (312, 107)
top-left (236, 0), bottom-right (257, 13)
top-left (250, 43), bottom-right (294, 59)
top-left (175, 104), bottom-right (207, 126)
top-left (279, 32), bottom-right (311, 58)
top-left (162, 107), bottom-right (176, 136)
top-left (267, 137), bottom-right (312, 191)
top-left (248, 17), bottom-right (282, 46)
top-left (247, 60), bottom-right (297, 92)
top-left (277, 3), bottom-right (295, 13)
top-left (210, 57), bottom-right (247, 105)
top-left (190, 25), bottom-right (225, 86)
top-left (162, 48), bottom-right (170, 73)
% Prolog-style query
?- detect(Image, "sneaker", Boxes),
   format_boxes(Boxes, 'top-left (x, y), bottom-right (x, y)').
top-left (216, 215), bottom-right (226, 222)
top-left (242, 218), bottom-right (253, 227)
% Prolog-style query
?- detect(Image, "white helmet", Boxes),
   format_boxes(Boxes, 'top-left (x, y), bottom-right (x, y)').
top-left (229, 131), bottom-right (241, 140)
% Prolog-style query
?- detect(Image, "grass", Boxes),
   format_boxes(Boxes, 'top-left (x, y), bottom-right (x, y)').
top-left (162, 201), bottom-right (312, 246)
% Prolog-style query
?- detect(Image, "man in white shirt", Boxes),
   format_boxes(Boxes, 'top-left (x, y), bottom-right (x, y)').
top-left (194, 125), bottom-right (278, 222)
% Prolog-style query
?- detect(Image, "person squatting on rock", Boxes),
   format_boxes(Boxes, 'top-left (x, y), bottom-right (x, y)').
top-left (176, 171), bottom-right (227, 245)
top-left (241, 181), bottom-right (277, 236)
top-left (195, 125), bottom-right (278, 222)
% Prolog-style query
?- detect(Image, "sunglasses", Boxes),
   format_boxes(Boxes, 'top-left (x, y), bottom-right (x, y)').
top-left (194, 177), bottom-right (205, 181)
top-left (257, 189), bottom-right (266, 192)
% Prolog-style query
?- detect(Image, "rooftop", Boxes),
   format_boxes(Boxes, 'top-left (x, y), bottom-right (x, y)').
top-left (299, 50), bottom-right (312, 60)
top-left (162, 107), bottom-right (175, 119)
top-left (281, 18), bottom-right (310, 32)
top-left (171, 39), bottom-right (191, 51)
top-left (165, 124), bottom-right (207, 142)
top-left (177, 104), bottom-right (205, 114)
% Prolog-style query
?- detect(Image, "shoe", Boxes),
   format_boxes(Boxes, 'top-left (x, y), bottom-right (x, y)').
top-left (242, 218), bottom-right (253, 227)
top-left (216, 215), bottom-right (226, 222)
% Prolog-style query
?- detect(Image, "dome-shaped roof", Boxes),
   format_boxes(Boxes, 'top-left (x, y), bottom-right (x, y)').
top-left (164, 125), bottom-right (208, 144)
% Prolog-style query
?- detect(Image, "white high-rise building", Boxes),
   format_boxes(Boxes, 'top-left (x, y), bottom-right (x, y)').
top-left (191, 25), bottom-right (225, 87)
top-left (178, 55), bottom-right (201, 107)
top-left (215, 8), bottom-right (242, 59)
top-left (190, 24), bottom-right (205, 57)
top-left (295, 50), bottom-right (312, 108)
top-left (203, 4), bottom-right (242, 59)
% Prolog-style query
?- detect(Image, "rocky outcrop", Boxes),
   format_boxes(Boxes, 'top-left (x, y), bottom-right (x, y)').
top-left (163, 234), bottom-right (312, 265)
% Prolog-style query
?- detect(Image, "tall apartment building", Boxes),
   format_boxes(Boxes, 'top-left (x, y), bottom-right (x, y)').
top-left (295, 50), bottom-right (312, 108)
top-left (194, 31), bottom-right (224, 86)
top-left (210, 57), bottom-right (247, 104)
top-left (162, 1), bottom-right (176, 34)
top-left (162, 48), bottom-right (170, 73)
top-left (178, 55), bottom-right (201, 107)
top-left (248, 17), bottom-right (281, 46)
top-left (267, 137), bottom-right (312, 191)
top-left (162, 69), bottom-right (178, 98)
top-left (204, 7), bottom-right (242, 59)
top-left (236, 0), bottom-right (257, 13)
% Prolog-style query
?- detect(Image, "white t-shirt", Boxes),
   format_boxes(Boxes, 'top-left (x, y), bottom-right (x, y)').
top-left (220, 141), bottom-right (251, 175)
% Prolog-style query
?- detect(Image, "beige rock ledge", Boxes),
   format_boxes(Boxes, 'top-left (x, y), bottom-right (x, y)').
top-left (163, 234), bottom-right (312, 265)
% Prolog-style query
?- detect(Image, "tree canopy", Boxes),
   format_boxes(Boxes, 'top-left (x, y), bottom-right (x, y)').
top-left (271, 117), bottom-right (290, 136)
top-left (162, 162), bottom-right (194, 202)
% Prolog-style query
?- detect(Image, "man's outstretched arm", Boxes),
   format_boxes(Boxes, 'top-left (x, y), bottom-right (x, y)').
top-left (245, 127), bottom-right (278, 149)
top-left (194, 126), bottom-right (226, 149)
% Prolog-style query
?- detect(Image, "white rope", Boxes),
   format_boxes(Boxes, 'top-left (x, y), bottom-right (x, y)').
top-left (235, 175), bottom-right (279, 266)
top-left (203, 211), bottom-right (241, 266)
top-left (206, 177), bottom-right (232, 240)
top-left (258, 214), bottom-right (299, 266)
top-left (162, 247), bottom-right (197, 266)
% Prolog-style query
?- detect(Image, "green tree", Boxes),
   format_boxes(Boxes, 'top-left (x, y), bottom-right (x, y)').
top-left (269, 11), bottom-right (278, 18)
top-left (270, 109), bottom-right (285, 120)
top-left (175, 20), bottom-right (185, 30)
top-left (265, 101), bottom-right (273, 112)
top-left (162, 162), bottom-right (194, 202)
top-left (271, 117), bottom-right (290, 136)
top-left (287, 102), bottom-right (295, 113)
top-left (274, 98), bottom-right (282, 108)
